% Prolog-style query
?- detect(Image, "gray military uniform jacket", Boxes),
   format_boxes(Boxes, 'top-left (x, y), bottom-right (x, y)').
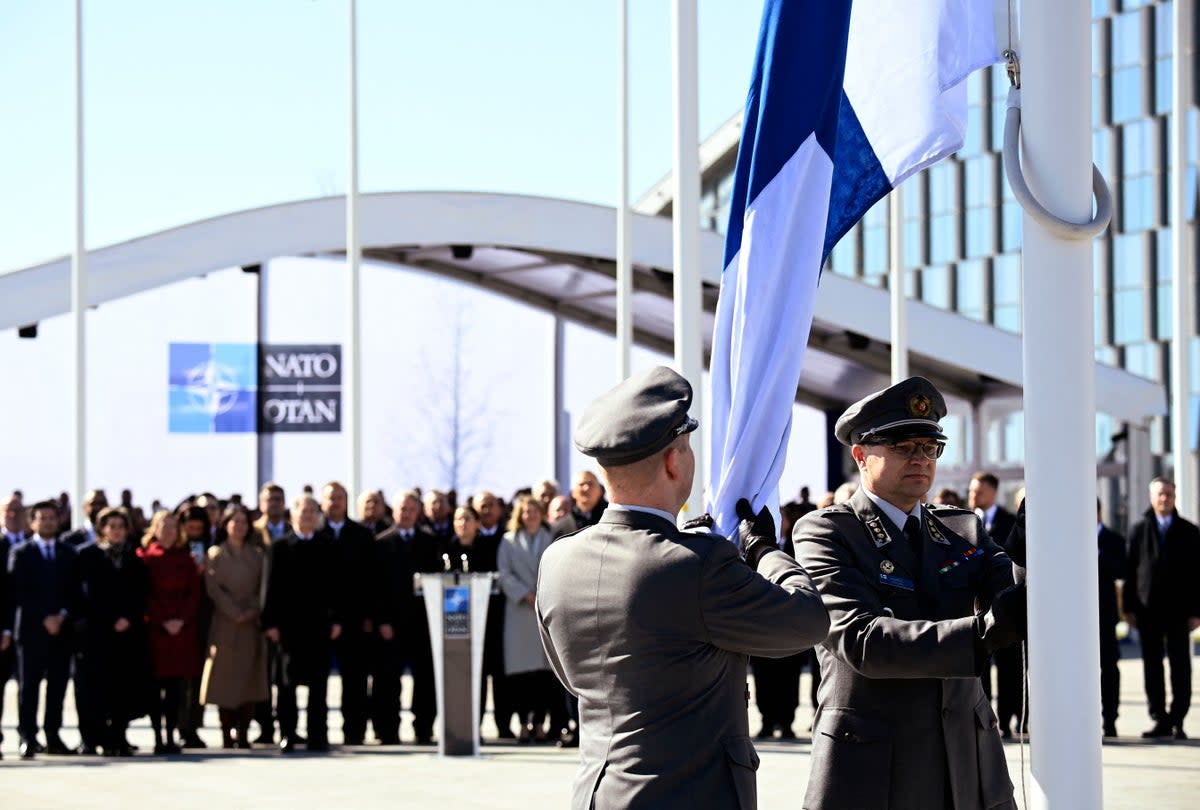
top-left (537, 508), bottom-right (829, 810)
top-left (794, 488), bottom-right (1016, 810)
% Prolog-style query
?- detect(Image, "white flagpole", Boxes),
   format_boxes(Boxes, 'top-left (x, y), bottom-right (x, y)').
top-left (616, 0), bottom-right (633, 383)
top-left (1019, 1), bottom-right (1103, 807)
top-left (346, 0), bottom-right (363, 500)
top-left (671, 0), bottom-right (703, 518)
top-left (889, 194), bottom-right (907, 383)
top-left (72, 0), bottom-right (87, 530)
top-left (1170, 0), bottom-right (1194, 515)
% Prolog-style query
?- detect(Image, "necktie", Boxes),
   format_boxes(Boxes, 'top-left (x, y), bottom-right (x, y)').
top-left (44, 542), bottom-right (54, 562)
top-left (904, 515), bottom-right (923, 565)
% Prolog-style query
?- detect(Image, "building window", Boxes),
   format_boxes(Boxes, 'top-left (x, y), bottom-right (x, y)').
top-left (921, 264), bottom-right (951, 310)
top-left (1155, 227), bottom-right (1172, 339)
top-left (1110, 9), bottom-right (1145, 124)
top-left (928, 162), bottom-right (960, 264)
top-left (964, 155), bottom-right (996, 257)
top-left (956, 259), bottom-right (986, 322)
top-left (861, 197), bottom-right (888, 283)
top-left (993, 253), bottom-right (1021, 333)
top-left (1112, 232), bottom-right (1147, 344)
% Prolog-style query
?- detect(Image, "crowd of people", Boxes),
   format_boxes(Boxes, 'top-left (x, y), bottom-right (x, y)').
top-left (0, 472), bottom-right (613, 759)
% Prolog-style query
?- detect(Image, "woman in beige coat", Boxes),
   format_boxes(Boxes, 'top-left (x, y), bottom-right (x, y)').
top-left (200, 504), bottom-right (268, 748)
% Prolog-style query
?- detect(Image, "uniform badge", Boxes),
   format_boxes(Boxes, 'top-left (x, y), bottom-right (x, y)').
top-left (926, 517), bottom-right (951, 545)
top-left (880, 560), bottom-right (895, 574)
top-left (864, 516), bottom-right (891, 548)
top-left (908, 393), bottom-right (933, 418)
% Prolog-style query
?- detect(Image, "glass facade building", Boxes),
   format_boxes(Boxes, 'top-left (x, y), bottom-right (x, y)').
top-left (692, 0), bottom-right (1196, 504)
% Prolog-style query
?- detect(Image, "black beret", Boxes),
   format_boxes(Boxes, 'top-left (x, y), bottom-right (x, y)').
top-left (835, 376), bottom-right (948, 446)
top-left (574, 366), bottom-right (699, 467)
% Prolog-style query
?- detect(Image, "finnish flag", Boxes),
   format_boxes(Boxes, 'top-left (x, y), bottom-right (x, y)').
top-left (706, 0), bottom-right (1002, 538)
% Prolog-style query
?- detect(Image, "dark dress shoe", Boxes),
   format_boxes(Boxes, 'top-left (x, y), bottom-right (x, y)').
top-left (1102, 723), bottom-right (1118, 738)
top-left (254, 730), bottom-right (275, 745)
top-left (343, 736), bottom-right (364, 746)
top-left (496, 728), bottom-right (517, 740)
top-left (1142, 721), bottom-right (1175, 739)
top-left (779, 726), bottom-right (797, 740)
top-left (307, 739), bottom-right (330, 752)
top-left (1173, 726), bottom-right (1188, 740)
top-left (18, 741), bottom-right (36, 760)
top-left (377, 736), bottom-right (400, 746)
top-left (46, 738), bottom-right (75, 756)
top-left (107, 743), bottom-right (135, 758)
top-left (415, 735), bottom-right (435, 746)
top-left (75, 743), bottom-right (100, 756)
top-left (180, 733), bottom-right (207, 749)
top-left (279, 736), bottom-right (299, 754)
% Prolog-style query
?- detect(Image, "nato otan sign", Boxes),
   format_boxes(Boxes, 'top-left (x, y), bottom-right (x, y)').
top-left (260, 344), bottom-right (342, 433)
top-left (168, 343), bottom-right (342, 434)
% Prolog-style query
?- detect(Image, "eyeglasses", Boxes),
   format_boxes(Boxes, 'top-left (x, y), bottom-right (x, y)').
top-left (871, 440), bottom-right (946, 460)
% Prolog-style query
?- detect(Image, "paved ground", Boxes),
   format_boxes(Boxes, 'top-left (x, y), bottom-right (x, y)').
top-left (2, 656), bottom-right (1197, 808)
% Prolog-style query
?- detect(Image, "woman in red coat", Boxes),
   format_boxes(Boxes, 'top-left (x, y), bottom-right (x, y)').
top-left (138, 510), bottom-right (202, 754)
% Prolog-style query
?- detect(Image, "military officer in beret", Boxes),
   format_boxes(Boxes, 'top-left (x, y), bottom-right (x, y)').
top-left (537, 366), bottom-right (830, 810)
top-left (793, 376), bottom-right (1026, 810)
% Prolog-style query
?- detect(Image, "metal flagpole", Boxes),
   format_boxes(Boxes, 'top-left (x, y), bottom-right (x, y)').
top-left (346, 0), bottom-right (363, 500)
top-left (671, 0), bottom-right (703, 519)
top-left (615, 0), bottom-right (633, 382)
top-left (889, 193), bottom-right (907, 383)
top-left (1170, 0), bottom-right (1194, 516)
top-left (1019, 0), bottom-right (1103, 806)
top-left (72, 0), bottom-right (87, 530)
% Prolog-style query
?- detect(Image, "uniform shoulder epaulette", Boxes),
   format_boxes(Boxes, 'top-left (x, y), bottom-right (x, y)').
top-left (681, 512), bottom-right (715, 532)
top-left (927, 503), bottom-right (972, 517)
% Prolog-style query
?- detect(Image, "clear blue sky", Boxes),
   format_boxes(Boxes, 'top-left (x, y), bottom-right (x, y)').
top-left (0, 1), bottom-right (828, 506)
top-left (0, 1), bottom-right (761, 269)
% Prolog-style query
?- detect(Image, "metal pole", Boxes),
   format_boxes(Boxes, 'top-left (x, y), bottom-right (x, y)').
top-left (889, 193), bottom-right (907, 383)
top-left (1171, 0), bottom-right (1195, 516)
top-left (553, 315), bottom-right (569, 488)
top-left (72, 0), bottom-right (86, 530)
top-left (346, 0), bottom-right (363, 499)
top-left (671, 0), bottom-right (704, 520)
top-left (1019, 1), bottom-right (1103, 807)
top-left (615, 0), bottom-right (633, 382)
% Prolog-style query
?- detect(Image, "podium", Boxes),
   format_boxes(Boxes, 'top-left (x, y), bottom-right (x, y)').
top-left (419, 572), bottom-right (495, 756)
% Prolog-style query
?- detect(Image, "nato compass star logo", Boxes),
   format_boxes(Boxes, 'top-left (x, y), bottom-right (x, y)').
top-left (168, 343), bottom-right (257, 433)
top-left (444, 586), bottom-right (470, 615)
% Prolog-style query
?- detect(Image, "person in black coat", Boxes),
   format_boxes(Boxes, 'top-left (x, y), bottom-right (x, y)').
top-left (318, 481), bottom-right (376, 746)
top-left (1096, 501), bottom-right (1126, 738)
top-left (447, 503), bottom-right (508, 741)
top-left (74, 507), bottom-right (150, 757)
top-left (373, 490), bottom-right (446, 745)
top-left (7, 500), bottom-right (81, 758)
top-left (1124, 477), bottom-right (1200, 740)
top-left (969, 471), bottom-right (1023, 737)
top-left (263, 495), bottom-right (341, 753)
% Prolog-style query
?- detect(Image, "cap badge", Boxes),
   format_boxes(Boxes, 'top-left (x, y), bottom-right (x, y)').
top-left (880, 559), bottom-right (895, 574)
top-left (908, 393), bottom-right (932, 418)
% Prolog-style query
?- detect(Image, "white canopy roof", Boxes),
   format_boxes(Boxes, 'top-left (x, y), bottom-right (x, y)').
top-left (0, 190), bottom-right (1164, 423)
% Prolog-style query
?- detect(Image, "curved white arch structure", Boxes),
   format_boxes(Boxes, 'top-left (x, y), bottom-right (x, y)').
top-left (0, 190), bottom-right (1164, 425)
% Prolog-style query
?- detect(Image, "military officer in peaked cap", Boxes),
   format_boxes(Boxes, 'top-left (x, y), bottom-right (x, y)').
top-left (537, 366), bottom-right (830, 810)
top-left (793, 376), bottom-right (1026, 810)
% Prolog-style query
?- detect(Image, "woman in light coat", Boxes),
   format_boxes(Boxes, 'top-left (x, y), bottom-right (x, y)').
top-left (200, 505), bottom-right (269, 748)
top-left (498, 494), bottom-right (563, 742)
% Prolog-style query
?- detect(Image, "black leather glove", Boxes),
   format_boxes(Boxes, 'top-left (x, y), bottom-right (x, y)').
top-left (976, 582), bottom-right (1027, 655)
top-left (735, 498), bottom-right (779, 570)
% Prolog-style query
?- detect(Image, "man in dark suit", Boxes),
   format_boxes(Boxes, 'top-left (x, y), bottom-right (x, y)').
top-left (319, 481), bottom-right (376, 745)
top-left (538, 367), bottom-right (829, 810)
top-left (471, 490), bottom-right (514, 739)
top-left (373, 490), bottom-right (446, 744)
top-left (7, 500), bottom-right (82, 758)
top-left (357, 489), bottom-right (392, 535)
top-left (569, 470), bottom-right (608, 528)
top-left (0, 493), bottom-right (29, 758)
top-left (263, 495), bottom-right (341, 753)
top-left (969, 470), bottom-right (1023, 737)
top-left (421, 489), bottom-right (453, 541)
top-left (794, 378), bottom-right (1024, 810)
top-left (61, 489), bottom-right (108, 548)
top-left (1096, 501), bottom-right (1125, 738)
top-left (1124, 477), bottom-right (1200, 740)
